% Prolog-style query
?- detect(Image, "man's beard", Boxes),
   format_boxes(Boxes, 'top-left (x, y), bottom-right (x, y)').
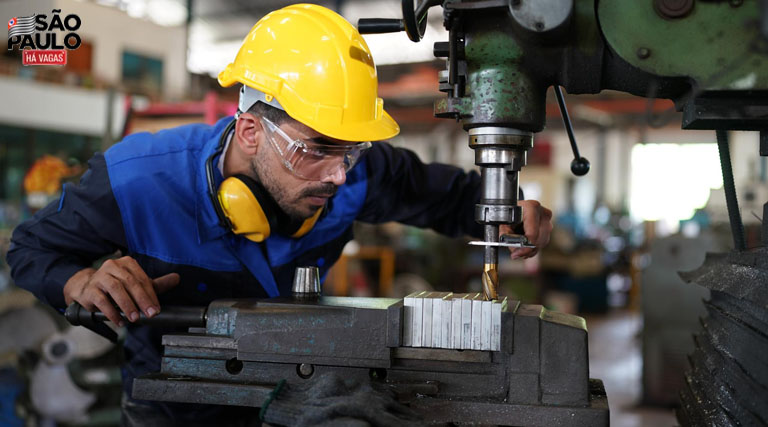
top-left (250, 160), bottom-right (337, 221)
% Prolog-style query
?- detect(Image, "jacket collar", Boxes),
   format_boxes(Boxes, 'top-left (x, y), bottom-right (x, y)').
top-left (196, 116), bottom-right (236, 244)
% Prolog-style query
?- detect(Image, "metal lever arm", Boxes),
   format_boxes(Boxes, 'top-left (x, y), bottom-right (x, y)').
top-left (357, 18), bottom-right (404, 34)
top-left (554, 86), bottom-right (590, 176)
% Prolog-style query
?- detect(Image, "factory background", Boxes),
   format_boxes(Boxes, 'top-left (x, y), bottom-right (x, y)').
top-left (0, 0), bottom-right (764, 425)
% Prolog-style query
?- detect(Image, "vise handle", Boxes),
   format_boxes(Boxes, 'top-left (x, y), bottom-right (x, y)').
top-left (65, 302), bottom-right (207, 342)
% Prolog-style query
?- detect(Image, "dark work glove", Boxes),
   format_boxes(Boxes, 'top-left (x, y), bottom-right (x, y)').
top-left (260, 372), bottom-right (423, 427)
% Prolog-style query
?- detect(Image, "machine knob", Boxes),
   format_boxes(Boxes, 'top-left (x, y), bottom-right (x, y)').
top-left (570, 157), bottom-right (590, 176)
top-left (434, 41), bottom-right (450, 58)
top-left (292, 266), bottom-right (321, 300)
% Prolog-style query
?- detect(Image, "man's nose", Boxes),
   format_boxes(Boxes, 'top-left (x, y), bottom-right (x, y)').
top-left (322, 166), bottom-right (346, 186)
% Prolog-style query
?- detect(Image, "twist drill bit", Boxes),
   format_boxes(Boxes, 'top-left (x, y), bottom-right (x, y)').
top-left (482, 264), bottom-right (498, 301)
top-left (482, 224), bottom-right (499, 301)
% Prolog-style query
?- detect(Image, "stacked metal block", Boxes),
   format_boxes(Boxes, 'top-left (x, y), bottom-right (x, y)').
top-left (402, 291), bottom-right (508, 351)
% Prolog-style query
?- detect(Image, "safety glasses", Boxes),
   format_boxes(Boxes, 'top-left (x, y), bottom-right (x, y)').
top-left (260, 116), bottom-right (372, 181)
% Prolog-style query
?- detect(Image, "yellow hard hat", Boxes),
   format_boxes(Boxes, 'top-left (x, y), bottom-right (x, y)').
top-left (218, 4), bottom-right (399, 142)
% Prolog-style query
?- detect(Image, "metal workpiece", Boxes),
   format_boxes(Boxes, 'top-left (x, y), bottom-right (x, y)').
top-left (402, 292), bottom-right (505, 349)
top-left (292, 266), bottom-right (321, 300)
top-left (133, 296), bottom-right (607, 425)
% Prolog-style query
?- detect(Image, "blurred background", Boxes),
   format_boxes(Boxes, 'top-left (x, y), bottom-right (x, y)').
top-left (0, 0), bottom-right (764, 426)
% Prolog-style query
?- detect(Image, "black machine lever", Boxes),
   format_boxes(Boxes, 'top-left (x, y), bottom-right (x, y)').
top-left (554, 86), bottom-right (590, 176)
top-left (65, 303), bottom-right (119, 342)
top-left (357, 0), bottom-right (441, 42)
top-left (65, 302), bottom-right (207, 343)
top-left (356, 18), bottom-right (404, 34)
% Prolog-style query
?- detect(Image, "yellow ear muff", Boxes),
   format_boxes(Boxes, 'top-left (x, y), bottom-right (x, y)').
top-left (218, 177), bottom-right (271, 242)
top-left (292, 208), bottom-right (323, 238)
top-left (218, 176), bottom-right (324, 242)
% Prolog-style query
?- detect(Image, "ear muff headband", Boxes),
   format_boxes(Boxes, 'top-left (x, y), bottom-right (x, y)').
top-left (206, 118), bottom-right (323, 242)
top-left (206, 119), bottom-right (238, 230)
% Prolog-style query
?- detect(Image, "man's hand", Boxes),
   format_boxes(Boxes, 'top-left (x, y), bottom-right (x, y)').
top-left (63, 256), bottom-right (180, 326)
top-left (501, 200), bottom-right (553, 260)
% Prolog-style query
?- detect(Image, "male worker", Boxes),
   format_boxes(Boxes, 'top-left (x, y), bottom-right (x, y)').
top-left (7, 4), bottom-right (552, 425)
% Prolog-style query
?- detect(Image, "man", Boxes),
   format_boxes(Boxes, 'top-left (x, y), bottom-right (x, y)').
top-left (7, 4), bottom-right (552, 425)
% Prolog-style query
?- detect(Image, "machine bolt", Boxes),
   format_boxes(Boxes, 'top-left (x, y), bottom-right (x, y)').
top-left (297, 363), bottom-right (314, 378)
top-left (226, 358), bottom-right (244, 375)
top-left (50, 341), bottom-right (69, 357)
top-left (369, 368), bottom-right (387, 381)
top-left (636, 47), bottom-right (651, 59)
top-left (654, 0), bottom-right (694, 19)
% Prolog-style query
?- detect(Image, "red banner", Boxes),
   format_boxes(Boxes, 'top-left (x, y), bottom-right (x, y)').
top-left (22, 50), bottom-right (67, 66)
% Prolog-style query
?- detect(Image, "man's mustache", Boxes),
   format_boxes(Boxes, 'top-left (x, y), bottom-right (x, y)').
top-left (300, 183), bottom-right (337, 198)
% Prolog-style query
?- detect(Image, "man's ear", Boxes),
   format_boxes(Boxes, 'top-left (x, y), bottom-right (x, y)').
top-left (234, 112), bottom-right (262, 155)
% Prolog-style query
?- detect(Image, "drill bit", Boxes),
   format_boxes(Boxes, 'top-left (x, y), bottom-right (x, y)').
top-left (482, 224), bottom-right (499, 301)
top-left (482, 264), bottom-right (498, 301)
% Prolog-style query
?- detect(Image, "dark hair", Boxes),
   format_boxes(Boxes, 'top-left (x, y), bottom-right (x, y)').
top-left (246, 101), bottom-right (291, 125)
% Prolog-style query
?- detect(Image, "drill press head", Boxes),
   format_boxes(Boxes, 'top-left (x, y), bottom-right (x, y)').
top-left (470, 127), bottom-right (532, 227)
top-left (469, 126), bottom-right (533, 300)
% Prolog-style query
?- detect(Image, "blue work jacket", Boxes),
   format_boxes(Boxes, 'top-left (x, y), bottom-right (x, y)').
top-left (7, 116), bottom-right (484, 418)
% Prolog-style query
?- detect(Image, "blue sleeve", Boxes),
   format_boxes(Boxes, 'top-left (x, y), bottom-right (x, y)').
top-left (357, 142), bottom-right (484, 238)
top-left (6, 153), bottom-right (127, 309)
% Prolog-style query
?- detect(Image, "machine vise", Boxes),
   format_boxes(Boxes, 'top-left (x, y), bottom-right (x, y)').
top-left (126, 295), bottom-right (608, 426)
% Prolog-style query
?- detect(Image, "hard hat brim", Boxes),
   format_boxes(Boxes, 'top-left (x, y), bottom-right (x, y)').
top-left (309, 109), bottom-right (400, 142)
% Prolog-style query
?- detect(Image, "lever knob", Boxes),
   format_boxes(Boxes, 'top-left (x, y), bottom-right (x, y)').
top-left (570, 157), bottom-right (590, 176)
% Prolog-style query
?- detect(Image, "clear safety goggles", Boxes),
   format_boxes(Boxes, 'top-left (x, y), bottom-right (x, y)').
top-left (260, 116), bottom-right (372, 181)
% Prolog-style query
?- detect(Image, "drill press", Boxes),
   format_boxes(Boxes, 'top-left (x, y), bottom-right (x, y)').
top-left (362, 0), bottom-right (595, 301)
